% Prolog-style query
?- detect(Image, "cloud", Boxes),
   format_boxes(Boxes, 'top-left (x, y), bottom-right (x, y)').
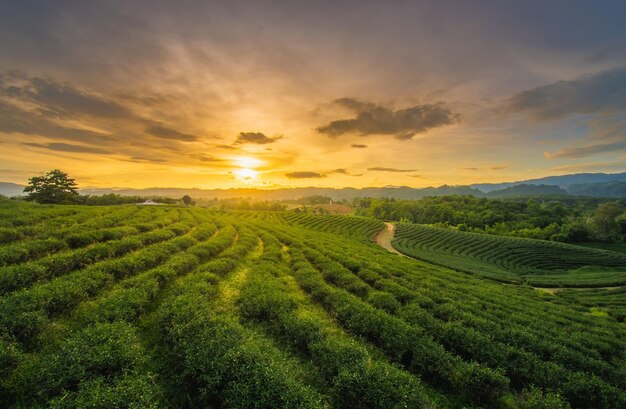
top-left (317, 98), bottom-right (460, 140)
top-left (367, 167), bottom-right (418, 172)
top-left (328, 168), bottom-right (363, 176)
top-left (544, 142), bottom-right (626, 159)
top-left (285, 171), bottom-right (325, 179)
top-left (1, 72), bottom-right (136, 120)
top-left (23, 142), bottom-right (113, 155)
top-left (125, 156), bottom-right (168, 164)
top-left (234, 131), bottom-right (282, 144)
top-left (460, 165), bottom-right (507, 171)
top-left (551, 160), bottom-right (626, 173)
top-left (146, 125), bottom-right (197, 141)
top-left (351, 144), bottom-right (367, 148)
top-left (283, 168), bottom-right (359, 179)
top-left (508, 67), bottom-right (626, 120)
top-left (0, 100), bottom-right (114, 144)
top-left (195, 153), bottom-right (223, 162)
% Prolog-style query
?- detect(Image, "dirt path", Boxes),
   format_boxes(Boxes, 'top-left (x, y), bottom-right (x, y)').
top-left (374, 222), bottom-right (405, 257)
top-left (534, 285), bottom-right (625, 295)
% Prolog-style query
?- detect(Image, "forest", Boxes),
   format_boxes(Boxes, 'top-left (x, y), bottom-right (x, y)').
top-left (353, 196), bottom-right (626, 243)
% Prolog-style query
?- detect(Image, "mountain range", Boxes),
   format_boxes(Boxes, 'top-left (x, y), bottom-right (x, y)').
top-left (3, 172), bottom-right (626, 200)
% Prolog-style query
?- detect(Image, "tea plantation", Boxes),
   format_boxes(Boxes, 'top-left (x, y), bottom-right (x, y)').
top-left (392, 223), bottom-right (626, 287)
top-left (0, 200), bottom-right (624, 408)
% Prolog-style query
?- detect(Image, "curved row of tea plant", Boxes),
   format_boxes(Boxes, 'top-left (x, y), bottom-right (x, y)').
top-left (392, 223), bottom-right (626, 287)
top-left (278, 212), bottom-right (385, 240)
top-left (1, 204), bottom-right (624, 408)
top-left (252, 222), bottom-right (624, 408)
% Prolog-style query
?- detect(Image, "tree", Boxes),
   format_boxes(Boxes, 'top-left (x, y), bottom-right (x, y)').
top-left (590, 202), bottom-right (622, 242)
top-left (182, 195), bottom-right (192, 206)
top-left (24, 169), bottom-right (79, 204)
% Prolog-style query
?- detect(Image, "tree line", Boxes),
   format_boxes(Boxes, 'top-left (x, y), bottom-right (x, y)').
top-left (353, 195), bottom-right (626, 243)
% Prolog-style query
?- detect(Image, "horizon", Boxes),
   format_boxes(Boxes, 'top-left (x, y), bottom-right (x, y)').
top-left (1, 1), bottom-right (626, 189)
top-left (5, 169), bottom-right (626, 193)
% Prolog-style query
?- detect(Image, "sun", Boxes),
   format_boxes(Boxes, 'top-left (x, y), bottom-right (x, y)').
top-left (230, 156), bottom-right (263, 185)
top-left (234, 156), bottom-right (263, 169)
top-left (233, 167), bottom-right (259, 184)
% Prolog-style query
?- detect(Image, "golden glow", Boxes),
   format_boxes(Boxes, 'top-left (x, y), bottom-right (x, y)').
top-left (233, 168), bottom-right (259, 184)
top-left (233, 156), bottom-right (263, 169)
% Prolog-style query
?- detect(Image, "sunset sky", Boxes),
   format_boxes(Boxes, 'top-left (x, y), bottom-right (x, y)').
top-left (1, 1), bottom-right (625, 189)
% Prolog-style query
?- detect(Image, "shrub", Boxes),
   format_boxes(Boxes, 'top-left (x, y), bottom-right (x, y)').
top-left (368, 291), bottom-right (401, 314)
top-left (333, 363), bottom-right (428, 409)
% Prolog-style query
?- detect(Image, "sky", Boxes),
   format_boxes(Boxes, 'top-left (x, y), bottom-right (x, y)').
top-left (1, 0), bottom-right (626, 189)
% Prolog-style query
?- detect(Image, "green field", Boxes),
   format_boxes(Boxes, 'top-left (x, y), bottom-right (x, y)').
top-left (392, 223), bottom-right (626, 287)
top-left (577, 242), bottom-right (626, 255)
top-left (1, 200), bottom-right (625, 408)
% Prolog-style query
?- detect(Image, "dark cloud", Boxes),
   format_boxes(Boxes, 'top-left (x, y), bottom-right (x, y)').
top-left (544, 142), bottom-right (626, 159)
top-left (285, 171), bottom-right (325, 179)
top-left (126, 156), bottom-right (168, 164)
top-left (24, 142), bottom-right (113, 155)
top-left (195, 154), bottom-right (223, 162)
top-left (234, 132), bottom-right (282, 144)
top-left (0, 100), bottom-right (113, 144)
top-left (351, 144), bottom-right (367, 148)
top-left (317, 98), bottom-right (460, 140)
top-left (146, 125), bottom-right (197, 142)
top-left (215, 144), bottom-right (237, 150)
top-left (284, 168), bottom-right (357, 179)
top-left (1, 71), bottom-right (136, 120)
top-left (367, 167), bottom-right (418, 172)
top-left (460, 166), bottom-right (507, 171)
top-left (508, 67), bottom-right (626, 120)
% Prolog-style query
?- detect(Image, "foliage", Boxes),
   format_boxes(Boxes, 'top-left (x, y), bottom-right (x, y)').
top-left (79, 193), bottom-right (177, 205)
top-left (392, 222), bottom-right (626, 286)
top-left (354, 195), bottom-right (626, 243)
top-left (24, 169), bottom-right (79, 204)
top-left (0, 202), bottom-right (625, 409)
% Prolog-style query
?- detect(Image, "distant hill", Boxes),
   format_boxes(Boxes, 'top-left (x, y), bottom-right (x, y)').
top-left (566, 181), bottom-right (626, 197)
top-left (0, 182), bottom-right (25, 197)
top-left (472, 172), bottom-right (626, 193)
top-left (80, 185), bottom-right (484, 201)
top-left (5, 171), bottom-right (626, 200)
top-left (486, 184), bottom-right (568, 198)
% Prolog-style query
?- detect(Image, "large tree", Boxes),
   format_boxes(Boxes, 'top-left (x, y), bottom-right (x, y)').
top-left (590, 202), bottom-right (623, 242)
top-left (24, 169), bottom-right (79, 204)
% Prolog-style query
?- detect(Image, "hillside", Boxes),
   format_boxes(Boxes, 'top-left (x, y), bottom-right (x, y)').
top-left (472, 172), bottom-right (626, 193)
top-left (567, 181), bottom-right (626, 197)
top-left (392, 223), bottom-right (626, 287)
top-left (486, 184), bottom-right (568, 198)
top-left (0, 202), bottom-right (625, 408)
top-left (78, 185), bottom-right (485, 200)
top-left (0, 183), bottom-right (24, 197)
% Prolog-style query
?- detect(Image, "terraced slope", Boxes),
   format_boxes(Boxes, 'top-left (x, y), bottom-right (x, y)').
top-left (392, 223), bottom-right (626, 287)
top-left (557, 287), bottom-right (626, 322)
top-left (0, 202), bottom-right (624, 409)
